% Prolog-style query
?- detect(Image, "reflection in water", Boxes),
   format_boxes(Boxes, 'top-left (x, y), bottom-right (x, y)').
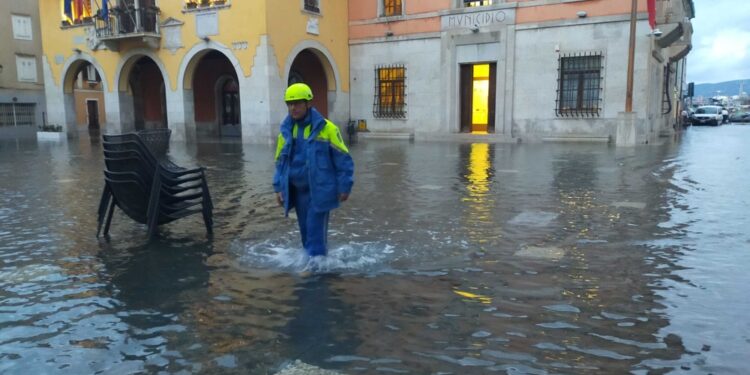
top-left (552, 154), bottom-right (602, 306)
top-left (460, 143), bottom-right (496, 247)
top-left (283, 276), bottom-right (360, 369)
top-left (1, 127), bottom-right (749, 373)
top-left (99, 238), bottom-right (211, 312)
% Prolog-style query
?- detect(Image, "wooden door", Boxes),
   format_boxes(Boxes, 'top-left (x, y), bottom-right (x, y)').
top-left (87, 100), bottom-right (99, 129)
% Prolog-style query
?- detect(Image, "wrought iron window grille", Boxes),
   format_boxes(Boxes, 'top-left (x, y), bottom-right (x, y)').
top-left (464, 0), bottom-right (493, 7)
top-left (304, 0), bottom-right (320, 13)
top-left (384, 0), bottom-right (402, 17)
top-left (373, 64), bottom-right (407, 119)
top-left (555, 52), bottom-right (603, 118)
top-left (0, 103), bottom-right (36, 127)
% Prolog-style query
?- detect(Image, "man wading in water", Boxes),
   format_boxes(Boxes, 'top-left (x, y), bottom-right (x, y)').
top-left (273, 83), bottom-right (355, 262)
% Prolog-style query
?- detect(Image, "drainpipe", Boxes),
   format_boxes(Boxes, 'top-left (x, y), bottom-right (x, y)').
top-left (12, 97), bottom-right (18, 127)
top-left (625, 0), bottom-right (637, 112)
top-left (616, 0), bottom-right (640, 146)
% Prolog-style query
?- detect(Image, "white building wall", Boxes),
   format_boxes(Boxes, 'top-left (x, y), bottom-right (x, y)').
top-left (512, 18), bottom-right (652, 142)
top-left (350, 37), bottom-right (442, 134)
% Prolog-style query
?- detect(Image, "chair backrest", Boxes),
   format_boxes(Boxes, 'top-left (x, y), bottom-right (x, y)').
top-left (103, 153), bottom-right (155, 183)
top-left (103, 130), bottom-right (171, 160)
top-left (104, 172), bottom-right (150, 224)
top-left (136, 129), bottom-right (171, 159)
top-left (99, 130), bottom-right (209, 233)
top-left (102, 135), bottom-right (159, 163)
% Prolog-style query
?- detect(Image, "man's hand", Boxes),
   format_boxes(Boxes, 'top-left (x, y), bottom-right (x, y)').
top-left (276, 192), bottom-right (284, 206)
top-left (339, 193), bottom-right (349, 202)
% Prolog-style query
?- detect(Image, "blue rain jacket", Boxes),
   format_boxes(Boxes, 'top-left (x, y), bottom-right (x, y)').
top-left (273, 108), bottom-right (354, 216)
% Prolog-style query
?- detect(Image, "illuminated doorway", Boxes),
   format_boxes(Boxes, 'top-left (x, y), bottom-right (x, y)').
top-left (460, 63), bottom-right (496, 133)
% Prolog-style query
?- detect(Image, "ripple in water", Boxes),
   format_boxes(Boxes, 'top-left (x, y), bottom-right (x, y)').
top-left (231, 239), bottom-right (394, 274)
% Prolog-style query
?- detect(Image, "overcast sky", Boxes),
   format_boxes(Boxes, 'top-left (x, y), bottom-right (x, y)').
top-left (687, 0), bottom-right (750, 84)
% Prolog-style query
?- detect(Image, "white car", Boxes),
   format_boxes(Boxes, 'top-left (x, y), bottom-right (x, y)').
top-left (691, 106), bottom-right (723, 126)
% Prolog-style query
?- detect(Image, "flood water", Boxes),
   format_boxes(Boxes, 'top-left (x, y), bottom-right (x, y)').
top-left (1, 125), bottom-right (748, 374)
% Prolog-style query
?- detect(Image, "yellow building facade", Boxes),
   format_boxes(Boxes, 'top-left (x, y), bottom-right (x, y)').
top-left (38, 0), bottom-right (349, 142)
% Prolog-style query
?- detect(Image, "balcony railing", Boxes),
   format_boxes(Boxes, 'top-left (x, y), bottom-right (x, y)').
top-left (95, 6), bottom-right (160, 39)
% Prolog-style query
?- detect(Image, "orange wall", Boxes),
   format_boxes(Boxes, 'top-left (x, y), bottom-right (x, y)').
top-left (349, 1), bottom-right (377, 20)
top-left (141, 66), bottom-right (164, 122)
top-left (348, 0), bottom-right (447, 20)
top-left (350, 17), bottom-right (441, 40)
top-left (517, 0), bottom-right (646, 24)
top-left (406, 0), bottom-right (451, 14)
top-left (349, 0), bottom-right (641, 40)
top-left (348, 0), bottom-right (448, 35)
top-left (193, 57), bottom-right (237, 122)
top-left (74, 91), bottom-right (106, 126)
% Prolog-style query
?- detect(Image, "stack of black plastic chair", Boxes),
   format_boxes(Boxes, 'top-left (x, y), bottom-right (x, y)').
top-left (97, 129), bottom-right (213, 239)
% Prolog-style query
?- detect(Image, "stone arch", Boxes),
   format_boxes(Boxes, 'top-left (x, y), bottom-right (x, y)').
top-left (176, 42), bottom-right (245, 139)
top-left (283, 40), bottom-right (341, 93)
top-left (114, 49), bottom-right (171, 93)
top-left (58, 54), bottom-right (109, 133)
top-left (113, 51), bottom-right (170, 131)
top-left (61, 53), bottom-right (109, 93)
top-left (178, 41), bottom-right (244, 91)
top-left (284, 41), bottom-right (347, 121)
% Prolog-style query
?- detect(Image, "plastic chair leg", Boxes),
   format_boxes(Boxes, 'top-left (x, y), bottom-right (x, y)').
top-left (146, 173), bottom-right (162, 240)
top-left (96, 185), bottom-right (112, 237)
top-left (103, 199), bottom-right (115, 236)
top-left (202, 200), bottom-right (213, 235)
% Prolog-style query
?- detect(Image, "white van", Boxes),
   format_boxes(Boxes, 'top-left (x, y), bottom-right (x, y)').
top-left (691, 106), bottom-right (723, 126)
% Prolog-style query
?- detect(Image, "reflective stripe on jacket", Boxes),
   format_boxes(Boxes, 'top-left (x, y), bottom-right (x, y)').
top-left (273, 108), bottom-right (354, 215)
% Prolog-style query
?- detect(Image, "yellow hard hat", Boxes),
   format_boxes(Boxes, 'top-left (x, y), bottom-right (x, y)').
top-left (284, 83), bottom-right (313, 102)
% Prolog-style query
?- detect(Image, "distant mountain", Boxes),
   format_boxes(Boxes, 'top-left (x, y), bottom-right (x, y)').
top-left (693, 79), bottom-right (749, 98)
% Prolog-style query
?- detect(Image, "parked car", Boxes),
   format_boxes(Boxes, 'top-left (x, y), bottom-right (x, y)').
top-left (691, 106), bottom-right (723, 126)
top-left (729, 111), bottom-right (750, 123)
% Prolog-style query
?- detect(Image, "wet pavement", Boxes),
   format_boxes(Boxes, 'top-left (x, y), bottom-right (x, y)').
top-left (1, 125), bottom-right (749, 374)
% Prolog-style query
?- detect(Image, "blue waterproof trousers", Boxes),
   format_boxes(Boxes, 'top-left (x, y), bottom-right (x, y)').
top-left (290, 185), bottom-right (330, 257)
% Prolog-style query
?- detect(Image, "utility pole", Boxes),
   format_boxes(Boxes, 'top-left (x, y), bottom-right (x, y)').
top-left (625, 0), bottom-right (637, 112)
top-left (617, 0), bottom-right (639, 146)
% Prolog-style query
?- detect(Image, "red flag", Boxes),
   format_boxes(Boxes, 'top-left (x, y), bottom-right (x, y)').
top-left (74, 0), bottom-right (83, 19)
top-left (647, 0), bottom-right (656, 29)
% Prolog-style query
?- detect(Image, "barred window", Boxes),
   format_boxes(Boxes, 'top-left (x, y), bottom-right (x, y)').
top-left (384, 0), bottom-right (402, 16)
top-left (304, 0), bottom-right (320, 13)
top-left (464, 0), bottom-right (493, 7)
top-left (374, 65), bottom-right (406, 119)
top-left (556, 52), bottom-right (603, 117)
top-left (0, 103), bottom-right (36, 127)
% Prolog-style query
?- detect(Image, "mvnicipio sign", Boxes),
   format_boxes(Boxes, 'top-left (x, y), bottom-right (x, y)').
top-left (442, 9), bottom-right (515, 31)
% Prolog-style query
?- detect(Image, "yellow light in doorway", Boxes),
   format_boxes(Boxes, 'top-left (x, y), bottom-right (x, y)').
top-left (471, 64), bottom-right (490, 133)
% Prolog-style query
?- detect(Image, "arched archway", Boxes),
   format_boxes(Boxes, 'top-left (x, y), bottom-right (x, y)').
top-left (183, 50), bottom-right (241, 138)
top-left (64, 62), bottom-right (106, 132)
top-left (119, 56), bottom-right (167, 131)
top-left (59, 55), bottom-right (108, 134)
top-left (287, 49), bottom-right (332, 117)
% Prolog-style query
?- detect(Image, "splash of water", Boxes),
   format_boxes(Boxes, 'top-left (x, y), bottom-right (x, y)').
top-left (231, 239), bottom-right (394, 275)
